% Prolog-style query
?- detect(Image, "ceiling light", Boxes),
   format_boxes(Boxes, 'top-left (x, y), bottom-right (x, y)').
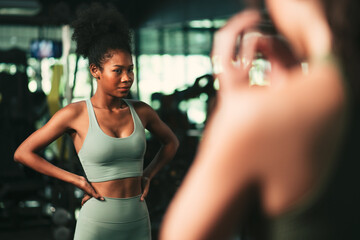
top-left (0, 0), bottom-right (41, 16)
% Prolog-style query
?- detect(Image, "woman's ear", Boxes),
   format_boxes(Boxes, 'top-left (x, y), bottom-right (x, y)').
top-left (90, 64), bottom-right (101, 80)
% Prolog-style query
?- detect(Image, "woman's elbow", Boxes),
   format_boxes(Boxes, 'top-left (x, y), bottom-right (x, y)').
top-left (13, 147), bottom-right (26, 164)
top-left (170, 136), bottom-right (180, 159)
top-left (173, 136), bottom-right (180, 151)
top-left (165, 134), bottom-right (179, 151)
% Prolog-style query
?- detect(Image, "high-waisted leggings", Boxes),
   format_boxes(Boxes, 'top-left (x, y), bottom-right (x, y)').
top-left (74, 195), bottom-right (151, 240)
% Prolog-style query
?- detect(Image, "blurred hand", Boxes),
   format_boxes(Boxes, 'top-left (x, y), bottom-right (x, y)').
top-left (255, 35), bottom-right (300, 86)
top-left (212, 10), bottom-right (300, 95)
top-left (141, 176), bottom-right (151, 201)
top-left (212, 10), bottom-right (260, 97)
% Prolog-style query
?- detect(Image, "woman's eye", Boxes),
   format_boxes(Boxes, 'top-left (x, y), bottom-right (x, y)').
top-left (113, 68), bottom-right (133, 74)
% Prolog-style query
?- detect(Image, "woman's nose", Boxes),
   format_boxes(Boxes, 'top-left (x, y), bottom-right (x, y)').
top-left (121, 72), bottom-right (132, 82)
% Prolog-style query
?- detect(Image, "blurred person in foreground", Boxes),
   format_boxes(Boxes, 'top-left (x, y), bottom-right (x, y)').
top-left (160, 0), bottom-right (360, 239)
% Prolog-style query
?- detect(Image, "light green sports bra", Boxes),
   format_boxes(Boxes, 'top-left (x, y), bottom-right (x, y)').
top-left (78, 99), bottom-right (146, 182)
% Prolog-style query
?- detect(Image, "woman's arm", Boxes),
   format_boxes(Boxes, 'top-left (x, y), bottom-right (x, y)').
top-left (13, 103), bottom-right (103, 200)
top-left (135, 101), bottom-right (179, 201)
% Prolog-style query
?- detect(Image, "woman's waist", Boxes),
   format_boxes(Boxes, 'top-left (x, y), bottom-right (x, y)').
top-left (80, 194), bottom-right (149, 223)
top-left (91, 176), bottom-right (142, 198)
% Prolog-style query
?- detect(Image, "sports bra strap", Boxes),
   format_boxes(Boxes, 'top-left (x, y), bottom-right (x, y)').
top-left (123, 99), bottom-right (144, 130)
top-left (85, 99), bottom-right (97, 129)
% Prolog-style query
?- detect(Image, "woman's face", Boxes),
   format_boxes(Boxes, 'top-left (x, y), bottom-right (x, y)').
top-left (97, 49), bottom-right (134, 98)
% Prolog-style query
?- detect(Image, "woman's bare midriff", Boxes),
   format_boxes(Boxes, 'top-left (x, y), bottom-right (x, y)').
top-left (91, 176), bottom-right (142, 198)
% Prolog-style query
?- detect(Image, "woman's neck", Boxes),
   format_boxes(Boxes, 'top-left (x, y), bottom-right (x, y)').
top-left (91, 93), bottom-right (126, 111)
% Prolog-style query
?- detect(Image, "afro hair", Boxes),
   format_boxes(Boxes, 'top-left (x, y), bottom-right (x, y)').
top-left (71, 2), bottom-right (132, 69)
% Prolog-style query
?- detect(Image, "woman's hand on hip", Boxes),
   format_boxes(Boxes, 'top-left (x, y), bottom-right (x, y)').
top-left (75, 176), bottom-right (104, 204)
top-left (81, 193), bottom-right (92, 206)
top-left (141, 176), bottom-right (151, 201)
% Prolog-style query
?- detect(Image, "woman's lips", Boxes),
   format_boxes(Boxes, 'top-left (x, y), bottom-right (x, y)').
top-left (118, 87), bottom-right (130, 92)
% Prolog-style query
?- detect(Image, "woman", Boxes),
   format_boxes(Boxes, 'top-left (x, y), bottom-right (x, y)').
top-left (14, 3), bottom-right (179, 240)
top-left (160, 0), bottom-right (360, 239)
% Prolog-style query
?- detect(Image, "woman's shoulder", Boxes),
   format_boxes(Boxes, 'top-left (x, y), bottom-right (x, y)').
top-left (126, 99), bottom-right (153, 112)
top-left (125, 99), bottom-right (158, 125)
top-left (41, 100), bottom-right (88, 132)
top-left (53, 100), bottom-right (88, 121)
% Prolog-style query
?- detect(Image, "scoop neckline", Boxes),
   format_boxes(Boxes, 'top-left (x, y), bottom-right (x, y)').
top-left (89, 99), bottom-right (136, 140)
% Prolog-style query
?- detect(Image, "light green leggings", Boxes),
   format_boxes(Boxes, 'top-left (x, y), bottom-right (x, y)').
top-left (74, 195), bottom-right (151, 240)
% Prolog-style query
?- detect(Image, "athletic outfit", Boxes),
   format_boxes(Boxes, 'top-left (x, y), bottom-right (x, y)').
top-left (74, 99), bottom-right (151, 240)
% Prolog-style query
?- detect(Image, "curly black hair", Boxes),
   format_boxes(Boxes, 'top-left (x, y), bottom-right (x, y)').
top-left (71, 2), bottom-right (132, 70)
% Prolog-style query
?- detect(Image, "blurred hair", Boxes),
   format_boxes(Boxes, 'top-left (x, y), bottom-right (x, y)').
top-left (71, 2), bottom-right (132, 70)
top-left (322, 0), bottom-right (360, 102)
